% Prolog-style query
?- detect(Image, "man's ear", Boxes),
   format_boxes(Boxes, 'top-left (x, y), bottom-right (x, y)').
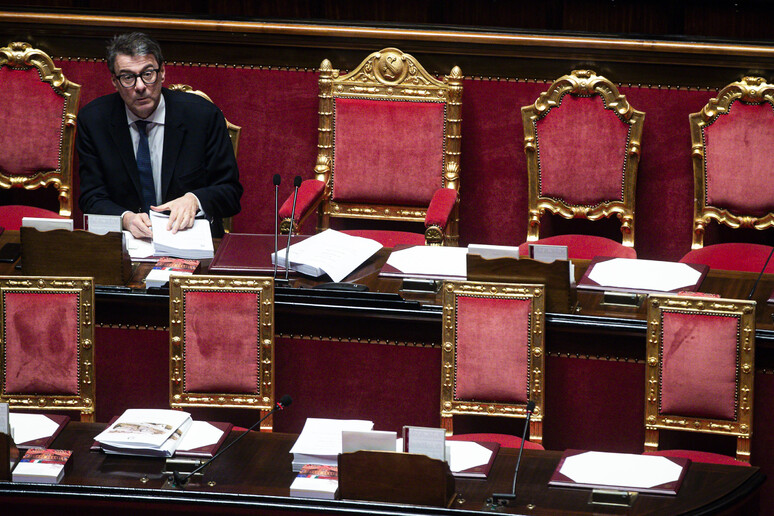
top-left (159, 64), bottom-right (166, 84)
top-left (111, 75), bottom-right (119, 92)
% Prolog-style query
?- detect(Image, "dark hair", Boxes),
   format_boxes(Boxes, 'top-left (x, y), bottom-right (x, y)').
top-left (106, 32), bottom-right (164, 74)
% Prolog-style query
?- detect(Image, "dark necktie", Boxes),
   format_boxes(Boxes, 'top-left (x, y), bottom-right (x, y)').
top-left (135, 120), bottom-right (155, 213)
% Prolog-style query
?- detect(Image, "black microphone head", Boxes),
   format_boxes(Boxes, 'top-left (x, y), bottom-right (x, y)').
top-left (526, 400), bottom-right (536, 413)
top-left (273, 174), bottom-right (281, 186)
top-left (279, 394), bottom-right (293, 407)
top-left (293, 175), bottom-right (302, 187)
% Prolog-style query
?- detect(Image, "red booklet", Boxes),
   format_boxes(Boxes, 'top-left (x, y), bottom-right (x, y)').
top-left (145, 257), bottom-right (200, 288)
top-left (209, 233), bottom-right (308, 275)
top-left (449, 441), bottom-right (500, 479)
top-left (12, 414), bottom-right (70, 450)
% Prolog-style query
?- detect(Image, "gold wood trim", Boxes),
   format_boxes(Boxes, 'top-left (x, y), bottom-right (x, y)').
top-left (5, 12), bottom-right (774, 59)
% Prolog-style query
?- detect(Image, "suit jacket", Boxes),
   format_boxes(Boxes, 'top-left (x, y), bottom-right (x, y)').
top-left (76, 88), bottom-right (242, 237)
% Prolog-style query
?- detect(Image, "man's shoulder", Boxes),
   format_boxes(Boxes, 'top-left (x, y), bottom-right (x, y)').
top-left (163, 88), bottom-right (223, 118)
top-left (79, 92), bottom-right (121, 120)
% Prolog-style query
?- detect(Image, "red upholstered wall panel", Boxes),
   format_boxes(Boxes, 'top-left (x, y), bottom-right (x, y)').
top-left (0, 67), bottom-right (65, 177)
top-left (55, 60), bottom-right (712, 261)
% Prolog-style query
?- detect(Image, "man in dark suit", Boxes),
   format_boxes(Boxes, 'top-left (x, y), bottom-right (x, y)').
top-left (77, 32), bottom-right (242, 238)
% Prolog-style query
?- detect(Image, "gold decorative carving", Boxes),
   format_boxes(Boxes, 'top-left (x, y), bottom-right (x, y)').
top-left (0, 42), bottom-right (81, 217)
top-left (521, 70), bottom-right (643, 248)
top-left (645, 293), bottom-right (755, 463)
top-left (690, 76), bottom-right (774, 247)
top-left (0, 276), bottom-right (95, 421)
top-left (168, 275), bottom-right (275, 426)
top-left (440, 280), bottom-right (545, 444)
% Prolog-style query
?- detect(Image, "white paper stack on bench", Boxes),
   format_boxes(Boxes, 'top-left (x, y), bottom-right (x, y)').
top-left (272, 229), bottom-right (382, 282)
top-left (150, 211), bottom-right (214, 259)
top-left (94, 409), bottom-right (192, 457)
top-left (289, 418), bottom-right (374, 472)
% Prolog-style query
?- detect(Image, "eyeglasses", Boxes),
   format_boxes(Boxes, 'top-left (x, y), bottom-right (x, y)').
top-left (114, 68), bottom-right (161, 88)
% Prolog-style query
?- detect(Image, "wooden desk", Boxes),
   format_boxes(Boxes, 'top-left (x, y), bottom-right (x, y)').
top-left (0, 422), bottom-right (764, 515)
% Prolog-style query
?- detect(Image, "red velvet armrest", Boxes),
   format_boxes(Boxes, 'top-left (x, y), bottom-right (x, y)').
top-left (278, 179), bottom-right (326, 221)
top-left (425, 188), bottom-right (458, 229)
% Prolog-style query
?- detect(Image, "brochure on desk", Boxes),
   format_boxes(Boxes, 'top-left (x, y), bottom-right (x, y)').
top-left (549, 449), bottom-right (690, 495)
top-left (9, 413), bottom-right (70, 450)
top-left (577, 257), bottom-right (708, 294)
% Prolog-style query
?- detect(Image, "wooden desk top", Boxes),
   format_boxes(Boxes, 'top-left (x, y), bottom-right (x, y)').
top-left (0, 422), bottom-right (764, 515)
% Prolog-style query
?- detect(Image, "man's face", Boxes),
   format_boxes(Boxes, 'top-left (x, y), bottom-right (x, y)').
top-left (111, 53), bottom-right (165, 119)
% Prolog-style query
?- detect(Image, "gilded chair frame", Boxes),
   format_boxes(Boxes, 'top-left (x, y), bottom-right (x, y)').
top-left (440, 281), bottom-right (545, 445)
top-left (689, 76), bottom-right (774, 249)
top-left (0, 276), bottom-right (95, 422)
top-left (289, 47), bottom-right (463, 245)
top-left (169, 275), bottom-right (275, 429)
top-left (522, 70), bottom-right (644, 248)
top-left (169, 83), bottom-right (240, 233)
top-left (0, 42), bottom-right (81, 217)
top-left (645, 294), bottom-right (755, 462)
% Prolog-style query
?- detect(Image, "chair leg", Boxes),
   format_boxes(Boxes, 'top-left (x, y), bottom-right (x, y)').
top-left (644, 428), bottom-right (659, 453)
top-left (529, 420), bottom-right (543, 446)
top-left (260, 410), bottom-right (273, 432)
top-left (80, 412), bottom-right (95, 423)
top-left (441, 415), bottom-right (453, 437)
top-left (736, 436), bottom-right (751, 463)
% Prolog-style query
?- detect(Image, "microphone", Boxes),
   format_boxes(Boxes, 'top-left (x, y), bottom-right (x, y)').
top-left (284, 176), bottom-right (303, 281)
top-left (272, 174), bottom-right (282, 279)
top-left (170, 395), bottom-right (293, 487)
top-left (748, 245), bottom-right (774, 299)
top-left (490, 400), bottom-right (536, 507)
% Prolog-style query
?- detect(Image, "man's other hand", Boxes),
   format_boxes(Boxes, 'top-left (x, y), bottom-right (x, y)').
top-left (122, 212), bottom-right (153, 238)
top-left (152, 193), bottom-right (198, 234)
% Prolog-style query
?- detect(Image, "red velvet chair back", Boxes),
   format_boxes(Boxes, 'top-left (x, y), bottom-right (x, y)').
top-left (309, 48), bottom-right (463, 245)
top-left (169, 275), bottom-right (275, 430)
top-left (0, 42), bottom-right (80, 218)
top-left (440, 281), bottom-right (545, 446)
top-left (0, 276), bottom-right (95, 422)
top-left (689, 76), bottom-right (774, 248)
top-left (521, 70), bottom-right (644, 249)
top-left (645, 294), bottom-right (755, 463)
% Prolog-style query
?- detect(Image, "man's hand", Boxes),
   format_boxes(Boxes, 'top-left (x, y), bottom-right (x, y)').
top-left (152, 193), bottom-right (199, 234)
top-left (122, 212), bottom-right (153, 239)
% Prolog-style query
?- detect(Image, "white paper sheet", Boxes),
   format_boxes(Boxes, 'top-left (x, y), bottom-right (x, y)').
top-left (447, 441), bottom-right (494, 472)
top-left (290, 418), bottom-right (374, 456)
top-left (150, 211), bottom-right (214, 259)
top-left (559, 451), bottom-right (685, 489)
top-left (385, 246), bottom-right (468, 278)
top-left (175, 421), bottom-right (224, 452)
top-left (124, 231), bottom-right (155, 260)
top-left (9, 413), bottom-right (60, 444)
top-left (588, 258), bottom-right (702, 291)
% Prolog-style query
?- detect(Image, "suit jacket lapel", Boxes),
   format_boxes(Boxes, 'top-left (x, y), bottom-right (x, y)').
top-left (108, 95), bottom-right (143, 200)
top-left (161, 90), bottom-right (185, 201)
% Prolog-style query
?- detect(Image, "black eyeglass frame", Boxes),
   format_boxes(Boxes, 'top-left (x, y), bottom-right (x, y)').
top-left (114, 68), bottom-right (162, 88)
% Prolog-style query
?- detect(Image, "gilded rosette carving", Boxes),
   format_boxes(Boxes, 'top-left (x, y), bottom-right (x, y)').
top-left (645, 294), bottom-right (755, 462)
top-left (440, 281), bottom-right (545, 443)
top-left (168, 276), bottom-right (275, 414)
top-left (0, 42), bottom-right (81, 217)
top-left (522, 70), bottom-right (643, 247)
top-left (690, 77), bottom-right (774, 248)
top-left (0, 276), bottom-right (95, 421)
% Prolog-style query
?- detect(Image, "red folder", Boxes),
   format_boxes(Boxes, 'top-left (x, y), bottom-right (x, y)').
top-left (450, 441), bottom-right (500, 479)
top-left (14, 414), bottom-right (70, 450)
top-left (577, 256), bottom-right (708, 294)
top-left (209, 233), bottom-right (308, 275)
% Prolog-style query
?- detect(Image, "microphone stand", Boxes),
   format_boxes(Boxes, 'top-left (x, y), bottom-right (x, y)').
top-left (272, 174), bottom-right (281, 279)
top-left (748, 245), bottom-right (774, 299)
top-left (283, 176), bottom-right (302, 282)
top-left (490, 400), bottom-right (536, 506)
top-left (170, 396), bottom-right (291, 487)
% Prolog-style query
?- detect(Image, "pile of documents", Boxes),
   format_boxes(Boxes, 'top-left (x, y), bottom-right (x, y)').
top-left (289, 418), bottom-right (374, 472)
top-left (94, 409), bottom-right (193, 457)
top-left (149, 211), bottom-right (214, 259)
top-left (272, 229), bottom-right (382, 282)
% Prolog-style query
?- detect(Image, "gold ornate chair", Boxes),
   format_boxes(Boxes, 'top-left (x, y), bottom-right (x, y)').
top-left (0, 42), bottom-right (80, 228)
top-left (520, 70), bottom-right (644, 259)
top-left (169, 275), bottom-right (275, 430)
top-left (169, 83), bottom-right (241, 233)
top-left (0, 276), bottom-right (95, 422)
top-left (440, 280), bottom-right (545, 449)
top-left (644, 293), bottom-right (755, 465)
top-left (279, 47), bottom-right (463, 246)
top-left (680, 77), bottom-right (774, 273)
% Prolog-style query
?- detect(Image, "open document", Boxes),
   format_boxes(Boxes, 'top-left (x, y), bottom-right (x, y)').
top-left (150, 211), bottom-right (214, 259)
top-left (94, 409), bottom-right (193, 457)
top-left (272, 229), bottom-right (382, 282)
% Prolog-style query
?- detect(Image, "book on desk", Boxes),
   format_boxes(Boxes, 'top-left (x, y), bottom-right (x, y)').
top-left (9, 413), bottom-right (69, 450)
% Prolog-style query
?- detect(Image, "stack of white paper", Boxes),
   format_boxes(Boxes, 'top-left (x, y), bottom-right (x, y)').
top-left (272, 229), bottom-right (382, 282)
top-left (94, 409), bottom-right (193, 457)
top-left (150, 211), bottom-right (214, 259)
top-left (289, 418), bottom-right (374, 472)
top-left (385, 245), bottom-right (468, 279)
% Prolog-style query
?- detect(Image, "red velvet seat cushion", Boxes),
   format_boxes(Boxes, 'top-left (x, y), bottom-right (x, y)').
top-left (518, 234), bottom-right (637, 260)
top-left (448, 432), bottom-right (544, 450)
top-left (643, 449), bottom-right (749, 467)
top-left (680, 243), bottom-right (774, 273)
top-left (0, 205), bottom-right (65, 231)
top-left (340, 229), bottom-right (425, 248)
